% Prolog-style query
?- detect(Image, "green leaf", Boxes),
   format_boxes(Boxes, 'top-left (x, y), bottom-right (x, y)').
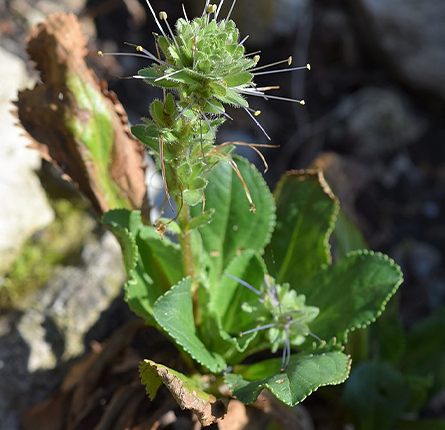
top-left (225, 351), bottom-right (351, 406)
top-left (213, 250), bottom-right (266, 335)
top-left (190, 156), bottom-right (275, 281)
top-left (138, 68), bottom-right (179, 88)
top-left (102, 209), bottom-right (141, 274)
top-left (394, 419), bottom-right (445, 430)
top-left (139, 360), bottom-right (227, 426)
top-left (403, 305), bottom-right (445, 391)
top-left (225, 71), bottom-right (253, 87)
top-left (187, 209), bottom-right (214, 231)
top-left (131, 124), bottom-right (159, 153)
top-left (333, 210), bottom-right (368, 260)
top-left (103, 210), bottom-right (183, 325)
top-left (266, 170), bottom-right (338, 288)
top-left (183, 189), bottom-right (204, 206)
top-left (343, 361), bottom-right (410, 430)
top-left (153, 278), bottom-right (226, 373)
top-left (307, 250), bottom-right (403, 341)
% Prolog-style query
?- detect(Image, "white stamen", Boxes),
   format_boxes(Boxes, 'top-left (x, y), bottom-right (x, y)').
top-left (144, 0), bottom-right (170, 44)
top-left (175, 103), bottom-right (192, 121)
top-left (159, 12), bottom-right (184, 63)
top-left (239, 35), bottom-right (249, 46)
top-left (238, 88), bottom-right (306, 105)
top-left (202, 0), bottom-right (211, 16)
top-left (98, 51), bottom-right (162, 64)
top-left (253, 64), bottom-right (310, 77)
top-left (226, 0), bottom-right (237, 22)
top-left (124, 42), bottom-right (167, 65)
top-left (250, 56), bottom-right (293, 72)
top-left (204, 98), bottom-right (233, 120)
top-left (215, 0), bottom-right (225, 20)
top-left (239, 323), bottom-right (277, 337)
top-left (226, 273), bottom-right (262, 296)
top-left (154, 68), bottom-right (184, 82)
top-left (245, 50), bottom-right (262, 57)
top-left (200, 109), bottom-right (216, 138)
top-left (132, 75), bottom-right (156, 80)
top-left (182, 4), bottom-right (189, 22)
top-left (243, 107), bottom-right (271, 141)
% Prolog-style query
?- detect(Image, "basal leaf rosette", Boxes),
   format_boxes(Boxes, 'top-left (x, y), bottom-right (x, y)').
top-left (223, 170), bottom-right (403, 406)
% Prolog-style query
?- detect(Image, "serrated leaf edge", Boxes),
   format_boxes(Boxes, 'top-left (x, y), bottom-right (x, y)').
top-left (343, 249), bottom-right (404, 334)
top-left (226, 352), bottom-right (352, 407)
top-left (275, 169), bottom-right (339, 267)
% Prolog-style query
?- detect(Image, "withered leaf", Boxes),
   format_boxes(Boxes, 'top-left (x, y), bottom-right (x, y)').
top-left (15, 13), bottom-right (146, 215)
top-left (140, 359), bottom-right (228, 427)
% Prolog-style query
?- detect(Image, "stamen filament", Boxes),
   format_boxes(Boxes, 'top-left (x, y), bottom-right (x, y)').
top-left (200, 109), bottom-right (216, 138)
top-left (204, 98), bottom-right (233, 120)
top-left (250, 57), bottom-right (293, 72)
top-left (226, 0), bottom-right (237, 22)
top-left (175, 103), bottom-right (192, 121)
top-left (182, 3), bottom-right (189, 22)
top-left (243, 107), bottom-right (271, 141)
top-left (124, 42), bottom-right (167, 65)
top-left (215, 0), bottom-right (225, 20)
top-left (239, 35), bottom-right (249, 46)
top-left (237, 88), bottom-right (306, 105)
top-left (202, 0), bottom-right (211, 16)
top-left (144, 0), bottom-right (170, 44)
top-left (240, 323), bottom-right (277, 337)
top-left (160, 12), bottom-right (184, 62)
top-left (226, 273), bottom-right (263, 296)
top-left (155, 68), bottom-right (184, 82)
top-left (254, 64), bottom-right (310, 76)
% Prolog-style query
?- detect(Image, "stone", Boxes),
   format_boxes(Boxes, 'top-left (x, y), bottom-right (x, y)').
top-left (336, 87), bottom-right (426, 159)
top-left (229, 0), bottom-right (311, 45)
top-left (354, 0), bottom-right (445, 99)
top-left (0, 46), bottom-right (54, 274)
top-left (0, 232), bottom-right (126, 430)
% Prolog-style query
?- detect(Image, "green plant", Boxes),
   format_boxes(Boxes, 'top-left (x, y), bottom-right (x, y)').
top-left (101, 1), bottom-right (403, 425)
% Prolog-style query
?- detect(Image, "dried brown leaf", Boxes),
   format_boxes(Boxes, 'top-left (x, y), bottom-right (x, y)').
top-left (15, 13), bottom-right (146, 216)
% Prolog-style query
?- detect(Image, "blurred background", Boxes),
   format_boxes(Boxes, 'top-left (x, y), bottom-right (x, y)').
top-left (1, 0), bottom-right (444, 429)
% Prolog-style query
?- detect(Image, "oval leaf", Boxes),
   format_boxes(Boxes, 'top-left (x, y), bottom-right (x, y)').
top-left (154, 278), bottom-right (227, 373)
top-left (266, 170), bottom-right (338, 289)
top-left (191, 156), bottom-right (275, 282)
top-left (225, 351), bottom-right (351, 406)
top-left (308, 250), bottom-right (404, 341)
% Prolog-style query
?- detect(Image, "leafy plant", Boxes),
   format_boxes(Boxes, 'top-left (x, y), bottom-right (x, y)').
top-left (101, 1), bottom-right (403, 425)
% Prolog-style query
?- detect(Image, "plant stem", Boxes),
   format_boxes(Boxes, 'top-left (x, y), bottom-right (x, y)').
top-left (178, 204), bottom-right (201, 324)
top-left (178, 205), bottom-right (195, 281)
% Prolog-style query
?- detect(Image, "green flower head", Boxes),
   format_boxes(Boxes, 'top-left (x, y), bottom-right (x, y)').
top-left (99, 0), bottom-right (310, 208)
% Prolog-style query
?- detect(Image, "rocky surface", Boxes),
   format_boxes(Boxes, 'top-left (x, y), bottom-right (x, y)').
top-left (336, 87), bottom-right (426, 159)
top-left (0, 232), bottom-right (126, 430)
top-left (354, 0), bottom-right (445, 99)
top-left (0, 46), bottom-right (54, 275)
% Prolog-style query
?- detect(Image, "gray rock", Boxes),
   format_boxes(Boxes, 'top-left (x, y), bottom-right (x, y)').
top-left (337, 87), bottom-right (426, 159)
top-left (229, 0), bottom-right (311, 45)
top-left (355, 0), bottom-right (445, 99)
top-left (0, 232), bottom-right (125, 430)
top-left (0, 46), bottom-right (54, 275)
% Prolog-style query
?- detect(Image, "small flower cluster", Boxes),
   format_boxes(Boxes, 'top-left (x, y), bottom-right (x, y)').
top-left (227, 273), bottom-right (321, 370)
top-left (100, 0), bottom-right (310, 209)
